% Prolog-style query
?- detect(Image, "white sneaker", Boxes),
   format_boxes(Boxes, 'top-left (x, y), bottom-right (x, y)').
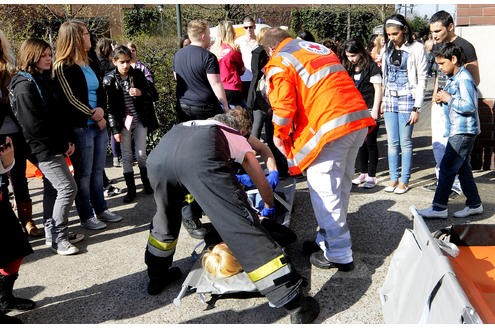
top-left (417, 206), bottom-right (448, 219)
top-left (453, 204), bottom-right (483, 218)
top-left (51, 239), bottom-right (79, 255)
top-left (81, 216), bottom-right (107, 230)
top-left (97, 209), bottom-right (123, 223)
top-left (363, 177), bottom-right (377, 189)
top-left (352, 173), bottom-right (366, 185)
top-left (45, 232), bottom-right (85, 246)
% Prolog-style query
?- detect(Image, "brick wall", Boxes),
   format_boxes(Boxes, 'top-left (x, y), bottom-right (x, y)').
top-left (456, 6), bottom-right (495, 170)
top-left (457, 4), bottom-right (495, 26)
top-left (473, 99), bottom-right (495, 170)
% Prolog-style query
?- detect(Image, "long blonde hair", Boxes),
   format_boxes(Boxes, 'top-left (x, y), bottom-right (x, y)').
top-left (201, 242), bottom-right (243, 278)
top-left (0, 29), bottom-right (15, 104)
top-left (210, 20), bottom-right (239, 58)
top-left (54, 20), bottom-right (89, 68)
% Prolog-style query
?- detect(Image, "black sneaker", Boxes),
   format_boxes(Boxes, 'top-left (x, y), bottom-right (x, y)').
top-left (182, 217), bottom-right (207, 240)
top-left (289, 296), bottom-right (320, 324)
top-left (309, 250), bottom-right (354, 271)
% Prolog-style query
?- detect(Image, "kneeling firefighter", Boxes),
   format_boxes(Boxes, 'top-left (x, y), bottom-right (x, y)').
top-left (144, 112), bottom-right (319, 323)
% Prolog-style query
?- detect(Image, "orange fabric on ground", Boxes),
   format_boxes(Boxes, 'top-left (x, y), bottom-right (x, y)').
top-left (449, 246), bottom-right (495, 323)
top-left (26, 160), bottom-right (42, 179)
top-left (26, 159), bottom-right (73, 179)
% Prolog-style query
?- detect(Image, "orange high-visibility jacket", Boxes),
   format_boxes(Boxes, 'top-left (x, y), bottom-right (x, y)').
top-left (265, 37), bottom-right (376, 175)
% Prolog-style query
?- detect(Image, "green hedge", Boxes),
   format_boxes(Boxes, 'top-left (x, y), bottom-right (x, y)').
top-left (291, 8), bottom-right (381, 45)
top-left (119, 35), bottom-right (178, 151)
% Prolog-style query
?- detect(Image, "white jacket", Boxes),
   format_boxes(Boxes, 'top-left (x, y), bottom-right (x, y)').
top-left (382, 40), bottom-right (427, 108)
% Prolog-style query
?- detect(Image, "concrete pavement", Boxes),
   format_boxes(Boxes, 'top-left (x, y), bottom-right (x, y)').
top-left (10, 78), bottom-right (495, 323)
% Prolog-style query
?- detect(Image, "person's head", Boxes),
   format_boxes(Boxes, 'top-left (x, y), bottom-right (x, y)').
top-left (187, 19), bottom-right (211, 48)
top-left (0, 29), bottom-right (14, 69)
top-left (96, 37), bottom-right (113, 60)
top-left (0, 29), bottom-right (15, 84)
top-left (242, 16), bottom-right (256, 39)
top-left (54, 20), bottom-right (90, 67)
top-left (375, 35), bottom-right (385, 49)
top-left (343, 38), bottom-right (371, 72)
top-left (261, 27), bottom-right (291, 57)
top-left (296, 30), bottom-right (316, 42)
top-left (201, 242), bottom-right (243, 278)
top-left (320, 37), bottom-right (344, 61)
top-left (217, 20), bottom-right (236, 46)
top-left (179, 35), bottom-right (191, 48)
top-left (256, 27), bottom-right (270, 46)
top-left (429, 10), bottom-right (455, 44)
top-left (383, 14), bottom-right (414, 48)
top-left (126, 42), bottom-right (137, 61)
top-left (112, 45), bottom-right (132, 76)
top-left (212, 106), bottom-right (253, 138)
top-left (433, 42), bottom-right (464, 77)
top-left (226, 106), bottom-right (253, 138)
top-left (17, 38), bottom-right (52, 74)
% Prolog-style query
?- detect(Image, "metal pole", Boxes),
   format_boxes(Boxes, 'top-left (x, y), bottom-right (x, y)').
top-left (176, 4), bottom-right (182, 39)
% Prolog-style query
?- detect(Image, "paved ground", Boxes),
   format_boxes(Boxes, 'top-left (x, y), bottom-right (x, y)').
top-left (10, 78), bottom-right (495, 324)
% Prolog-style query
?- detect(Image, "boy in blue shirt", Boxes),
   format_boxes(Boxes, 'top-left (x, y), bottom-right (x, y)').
top-left (417, 43), bottom-right (483, 219)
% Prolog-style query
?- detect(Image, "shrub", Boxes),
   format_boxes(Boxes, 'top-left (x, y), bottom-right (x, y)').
top-left (123, 35), bottom-right (179, 151)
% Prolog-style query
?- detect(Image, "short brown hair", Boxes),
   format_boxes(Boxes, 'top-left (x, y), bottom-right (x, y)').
top-left (226, 106), bottom-right (252, 138)
top-left (261, 27), bottom-right (290, 50)
top-left (243, 16), bottom-right (255, 25)
top-left (17, 38), bottom-right (51, 74)
top-left (187, 19), bottom-right (209, 42)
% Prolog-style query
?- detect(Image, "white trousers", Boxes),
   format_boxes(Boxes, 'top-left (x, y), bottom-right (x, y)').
top-left (306, 128), bottom-right (367, 264)
top-left (431, 102), bottom-right (462, 193)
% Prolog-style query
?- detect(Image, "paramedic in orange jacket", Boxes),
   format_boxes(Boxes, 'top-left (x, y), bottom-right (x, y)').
top-left (262, 28), bottom-right (376, 270)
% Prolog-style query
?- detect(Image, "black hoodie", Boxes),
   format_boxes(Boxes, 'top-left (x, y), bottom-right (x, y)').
top-left (9, 71), bottom-right (74, 163)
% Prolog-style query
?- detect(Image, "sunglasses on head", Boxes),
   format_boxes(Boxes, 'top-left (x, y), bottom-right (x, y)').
top-left (244, 26), bottom-right (255, 30)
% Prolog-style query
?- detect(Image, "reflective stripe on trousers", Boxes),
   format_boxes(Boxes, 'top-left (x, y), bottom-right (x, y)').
top-left (306, 128), bottom-right (367, 263)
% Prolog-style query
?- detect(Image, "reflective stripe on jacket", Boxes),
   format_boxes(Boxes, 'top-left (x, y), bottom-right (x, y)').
top-left (265, 38), bottom-right (376, 175)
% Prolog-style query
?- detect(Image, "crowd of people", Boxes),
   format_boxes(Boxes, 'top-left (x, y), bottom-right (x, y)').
top-left (0, 9), bottom-right (485, 324)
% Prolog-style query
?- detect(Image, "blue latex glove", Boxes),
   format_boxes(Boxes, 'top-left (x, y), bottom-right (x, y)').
top-left (236, 174), bottom-right (254, 189)
top-left (260, 207), bottom-right (275, 219)
top-left (266, 171), bottom-right (279, 190)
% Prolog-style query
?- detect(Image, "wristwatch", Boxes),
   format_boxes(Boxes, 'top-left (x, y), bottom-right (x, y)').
top-left (412, 107), bottom-right (421, 113)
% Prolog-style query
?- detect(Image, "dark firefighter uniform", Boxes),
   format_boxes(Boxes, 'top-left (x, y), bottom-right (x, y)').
top-left (144, 119), bottom-right (303, 308)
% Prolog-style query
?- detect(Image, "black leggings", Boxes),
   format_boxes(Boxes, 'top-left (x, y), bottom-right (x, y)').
top-left (355, 120), bottom-right (380, 177)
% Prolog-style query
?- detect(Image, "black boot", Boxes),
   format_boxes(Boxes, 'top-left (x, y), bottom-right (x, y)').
top-left (139, 167), bottom-right (153, 194)
top-left (0, 274), bottom-right (35, 313)
top-left (144, 250), bottom-right (182, 295)
top-left (181, 199), bottom-right (206, 239)
top-left (284, 294), bottom-right (320, 324)
top-left (123, 172), bottom-right (136, 203)
top-left (0, 312), bottom-right (22, 324)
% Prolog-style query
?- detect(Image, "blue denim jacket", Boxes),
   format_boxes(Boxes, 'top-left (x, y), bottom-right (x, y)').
top-left (444, 66), bottom-right (480, 137)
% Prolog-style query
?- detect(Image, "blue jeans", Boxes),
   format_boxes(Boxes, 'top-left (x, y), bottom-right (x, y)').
top-left (38, 154), bottom-right (77, 244)
top-left (433, 134), bottom-right (481, 209)
top-left (384, 112), bottom-right (414, 184)
top-left (71, 125), bottom-right (109, 222)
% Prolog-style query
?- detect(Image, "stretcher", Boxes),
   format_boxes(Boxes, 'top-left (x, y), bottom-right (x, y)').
top-left (380, 206), bottom-right (494, 323)
top-left (174, 176), bottom-right (296, 306)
